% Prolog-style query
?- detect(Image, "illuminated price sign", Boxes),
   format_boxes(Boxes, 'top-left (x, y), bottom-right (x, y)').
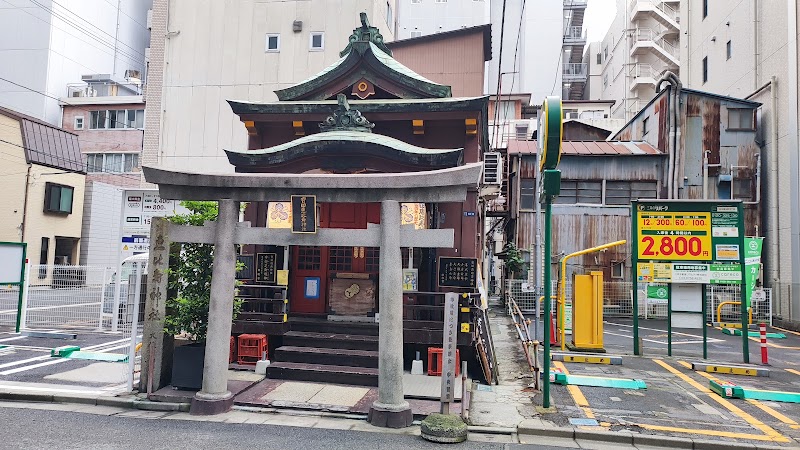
top-left (637, 212), bottom-right (712, 261)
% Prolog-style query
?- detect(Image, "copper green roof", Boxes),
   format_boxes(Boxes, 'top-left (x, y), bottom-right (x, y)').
top-left (273, 15), bottom-right (452, 101)
top-left (225, 130), bottom-right (463, 169)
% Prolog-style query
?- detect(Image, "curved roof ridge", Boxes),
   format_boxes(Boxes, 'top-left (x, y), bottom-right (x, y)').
top-left (227, 130), bottom-right (462, 156)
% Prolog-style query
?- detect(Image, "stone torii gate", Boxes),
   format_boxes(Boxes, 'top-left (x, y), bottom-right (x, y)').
top-left (140, 162), bottom-right (482, 427)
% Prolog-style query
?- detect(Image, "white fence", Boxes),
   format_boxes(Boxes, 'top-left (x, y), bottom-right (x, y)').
top-left (1, 264), bottom-right (144, 391)
top-left (23, 265), bottom-right (110, 331)
top-left (0, 285), bottom-right (22, 328)
top-left (506, 279), bottom-right (773, 325)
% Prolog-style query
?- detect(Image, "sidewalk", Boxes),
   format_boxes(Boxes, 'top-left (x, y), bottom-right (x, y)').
top-left (1, 304), bottom-right (800, 449)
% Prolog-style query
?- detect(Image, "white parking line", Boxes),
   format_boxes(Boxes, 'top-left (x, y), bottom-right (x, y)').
top-left (0, 342), bottom-right (134, 375)
top-left (0, 336), bottom-right (25, 343)
top-left (0, 337), bottom-right (132, 370)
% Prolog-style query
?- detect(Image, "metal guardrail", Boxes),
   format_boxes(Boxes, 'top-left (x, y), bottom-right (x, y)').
top-left (507, 279), bottom-right (773, 325)
top-left (506, 295), bottom-right (540, 390)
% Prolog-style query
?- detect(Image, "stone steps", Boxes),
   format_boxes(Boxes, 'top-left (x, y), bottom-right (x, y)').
top-left (266, 361), bottom-right (378, 387)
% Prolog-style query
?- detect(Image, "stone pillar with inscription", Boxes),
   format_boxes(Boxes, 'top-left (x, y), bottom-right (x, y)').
top-left (369, 200), bottom-right (413, 428)
top-left (141, 217), bottom-right (173, 393)
top-left (192, 199), bottom-right (238, 415)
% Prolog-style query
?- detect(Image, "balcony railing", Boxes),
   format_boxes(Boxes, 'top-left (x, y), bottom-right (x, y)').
top-left (563, 63), bottom-right (588, 81)
top-left (632, 28), bottom-right (678, 58)
top-left (563, 26), bottom-right (586, 43)
top-left (629, 63), bottom-right (656, 79)
top-left (630, 0), bottom-right (678, 22)
top-left (564, 0), bottom-right (587, 9)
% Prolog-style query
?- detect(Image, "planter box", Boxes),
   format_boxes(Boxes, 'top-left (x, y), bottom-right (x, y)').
top-left (171, 343), bottom-right (205, 390)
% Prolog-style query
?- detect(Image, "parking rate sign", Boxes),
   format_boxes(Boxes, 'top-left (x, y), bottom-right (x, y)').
top-left (635, 202), bottom-right (742, 263)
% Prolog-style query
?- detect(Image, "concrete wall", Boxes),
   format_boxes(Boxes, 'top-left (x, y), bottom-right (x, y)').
top-left (679, 0), bottom-right (795, 319)
top-left (0, 114), bottom-right (29, 242)
top-left (0, 0), bottom-right (151, 124)
top-left (395, 0), bottom-right (489, 40)
top-left (144, 0), bottom-right (395, 173)
top-left (389, 30), bottom-right (487, 97)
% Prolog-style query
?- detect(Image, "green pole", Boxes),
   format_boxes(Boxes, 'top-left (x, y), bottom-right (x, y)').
top-left (738, 203), bottom-right (749, 363)
top-left (702, 284), bottom-right (708, 360)
top-left (631, 201), bottom-right (640, 355)
top-left (543, 196), bottom-right (553, 409)
top-left (667, 283), bottom-right (672, 357)
top-left (14, 244), bottom-right (27, 333)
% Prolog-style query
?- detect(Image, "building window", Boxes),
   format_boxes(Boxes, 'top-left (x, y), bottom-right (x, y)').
top-left (554, 180), bottom-right (602, 205)
top-left (328, 247), bottom-right (353, 272)
top-left (386, 2), bottom-right (392, 27)
top-left (436, 0), bottom-right (447, 3)
top-left (310, 32), bottom-right (324, 51)
top-left (726, 40), bottom-right (732, 60)
top-left (596, 53), bottom-right (602, 64)
top-left (611, 261), bottom-right (624, 279)
top-left (410, 31), bottom-right (422, 37)
top-left (520, 178), bottom-right (536, 210)
top-left (266, 34), bottom-right (280, 52)
top-left (605, 181), bottom-right (658, 205)
top-left (515, 124), bottom-right (529, 140)
top-left (734, 178), bottom-right (753, 201)
top-left (702, 0), bottom-right (708, 18)
top-left (297, 246), bottom-right (320, 270)
top-left (86, 153), bottom-right (140, 173)
top-left (728, 108), bottom-right (755, 131)
top-left (702, 57), bottom-right (708, 83)
top-left (411, 0), bottom-right (421, 3)
top-left (603, 72), bottom-right (608, 88)
top-left (496, 100), bottom-right (515, 121)
top-left (74, 116), bottom-right (84, 130)
top-left (44, 182), bottom-right (74, 214)
top-left (642, 117), bottom-right (649, 137)
top-left (366, 247), bottom-right (380, 272)
top-left (39, 237), bottom-right (49, 278)
top-left (89, 109), bottom-right (144, 129)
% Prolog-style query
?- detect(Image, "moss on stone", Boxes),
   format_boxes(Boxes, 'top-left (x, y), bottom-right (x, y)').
top-left (421, 413), bottom-right (468, 443)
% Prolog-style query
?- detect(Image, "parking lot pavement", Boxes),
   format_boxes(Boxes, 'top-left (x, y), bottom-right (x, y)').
top-left (0, 330), bottom-right (135, 393)
top-left (541, 321), bottom-right (800, 447)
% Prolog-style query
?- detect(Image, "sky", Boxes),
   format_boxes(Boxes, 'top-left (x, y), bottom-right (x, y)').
top-left (583, 0), bottom-right (617, 43)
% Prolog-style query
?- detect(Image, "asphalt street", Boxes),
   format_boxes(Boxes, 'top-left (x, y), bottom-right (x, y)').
top-left (0, 407), bottom-right (579, 450)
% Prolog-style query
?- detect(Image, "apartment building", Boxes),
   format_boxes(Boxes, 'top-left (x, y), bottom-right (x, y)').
top-left (586, 0), bottom-right (680, 119)
top-left (678, 1), bottom-right (797, 326)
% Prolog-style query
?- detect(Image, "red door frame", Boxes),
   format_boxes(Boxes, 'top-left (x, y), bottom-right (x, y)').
top-left (289, 202), bottom-right (381, 315)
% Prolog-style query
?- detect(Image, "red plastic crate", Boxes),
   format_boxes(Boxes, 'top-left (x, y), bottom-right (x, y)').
top-left (229, 336), bottom-right (236, 364)
top-left (237, 334), bottom-right (267, 365)
top-left (427, 347), bottom-right (460, 377)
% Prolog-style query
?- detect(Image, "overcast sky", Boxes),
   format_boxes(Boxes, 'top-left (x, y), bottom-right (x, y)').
top-left (583, 0), bottom-right (617, 43)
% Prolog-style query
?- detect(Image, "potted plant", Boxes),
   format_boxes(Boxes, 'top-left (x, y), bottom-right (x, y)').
top-left (165, 201), bottom-right (242, 390)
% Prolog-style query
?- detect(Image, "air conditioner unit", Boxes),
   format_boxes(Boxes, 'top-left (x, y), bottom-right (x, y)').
top-left (483, 152), bottom-right (502, 185)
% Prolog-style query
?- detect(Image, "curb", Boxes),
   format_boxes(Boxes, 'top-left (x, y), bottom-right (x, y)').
top-left (465, 425), bottom-right (516, 435)
top-left (0, 391), bottom-right (189, 413)
top-left (517, 424), bottom-right (794, 450)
